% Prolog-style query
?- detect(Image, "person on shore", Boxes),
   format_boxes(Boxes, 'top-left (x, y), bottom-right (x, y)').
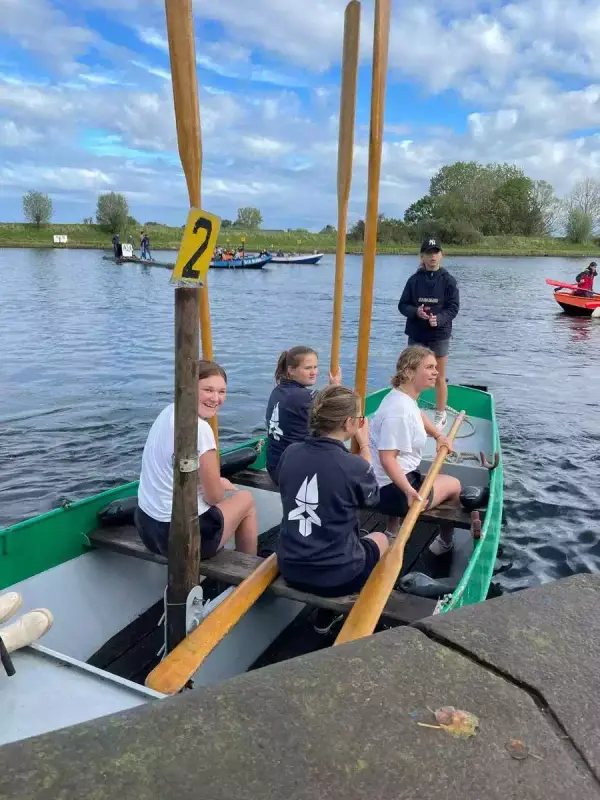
top-left (140, 232), bottom-right (152, 260)
top-left (265, 346), bottom-right (341, 484)
top-left (369, 345), bottom-right (462, 556)
top-left (112, 234), bottom-right (122, 259)
top-left (398, 237), bottom-right (459, 429)
top-left (276, 385), bottom-right (388, 632)
top-left (135, 360), bottom-right (258, 559)
top-left (574, 262), bottom-right (597, 297)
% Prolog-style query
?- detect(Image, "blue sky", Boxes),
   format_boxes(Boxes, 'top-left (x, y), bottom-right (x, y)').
top-left (2, 0), bottom-right (600, 229)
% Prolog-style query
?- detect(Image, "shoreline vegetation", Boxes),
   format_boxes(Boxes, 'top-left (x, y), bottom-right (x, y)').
top-left (2, 223), bottom-right (600, 258)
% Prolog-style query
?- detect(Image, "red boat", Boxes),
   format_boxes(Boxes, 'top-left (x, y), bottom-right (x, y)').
top-left (545, 279), bottom-right (600, 317)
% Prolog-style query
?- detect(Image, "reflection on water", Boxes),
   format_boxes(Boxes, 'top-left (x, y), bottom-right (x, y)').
top-left (1, 247), bottom-right (600, 594)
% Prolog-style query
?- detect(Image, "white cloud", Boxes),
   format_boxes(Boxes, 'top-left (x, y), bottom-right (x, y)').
top-left (0, 0), bottom-right (96, 73)
top-left (0, 120), bottom-right (42, 147)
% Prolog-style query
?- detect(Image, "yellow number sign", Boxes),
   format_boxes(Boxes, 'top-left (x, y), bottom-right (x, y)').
top-left (170, 208), bottom-right (221, 285)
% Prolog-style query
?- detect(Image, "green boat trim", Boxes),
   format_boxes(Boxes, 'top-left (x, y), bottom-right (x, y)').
top-left (0, 382), bottom-right (502, 616)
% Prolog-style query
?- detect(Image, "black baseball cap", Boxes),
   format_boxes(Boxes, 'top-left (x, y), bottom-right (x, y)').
top-left (420, 237), bottom-right (442, 253)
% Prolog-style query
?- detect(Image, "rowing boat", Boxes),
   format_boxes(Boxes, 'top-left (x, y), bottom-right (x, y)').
top-left (270, 253), bottom-right (324, 265)
top-left (0, 382), bottom-right (502, 745)
top-left (210, 254), bottom-right (271, 269)
top-left (545, 278), bottom-right (600, 317)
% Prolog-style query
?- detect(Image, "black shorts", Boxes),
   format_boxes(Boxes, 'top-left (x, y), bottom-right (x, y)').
top-left (285, 536), bottom-right (381, 598)
top-left (134, 505), bottom-right (224, 560)
top-left (375, 471), bottom-right (434, 517)
top-left (408, 337), bottom-right (450, 358)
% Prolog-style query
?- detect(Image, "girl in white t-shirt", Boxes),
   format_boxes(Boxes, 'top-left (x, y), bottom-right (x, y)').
top-left (136, 360), bottom-right (258, 559)
top-left (369, 345), bottom-right (461, 555)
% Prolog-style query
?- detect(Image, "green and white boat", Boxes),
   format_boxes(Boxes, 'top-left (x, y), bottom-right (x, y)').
top-left (0, 383), bottom-right (502, 746)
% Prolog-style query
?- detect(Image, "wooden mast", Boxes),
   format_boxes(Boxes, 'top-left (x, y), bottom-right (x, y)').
top-left (330, 0), bottom-right (361, 375)
top-left (165, 0), bottom-right (204, 652)
top-left (353, 0), bottom-right (391, 407)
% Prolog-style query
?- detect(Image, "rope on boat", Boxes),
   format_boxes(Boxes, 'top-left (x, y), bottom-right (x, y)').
top-left (420, 400), bottom-right (476, 440)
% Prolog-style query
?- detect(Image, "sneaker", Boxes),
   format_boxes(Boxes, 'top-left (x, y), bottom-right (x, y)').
top-left (429, 534), bottom-right (453, 556)
top-left (0, 609), bottom-right (53, 654)
top-left (434, 410), bottom-right (447, 429)
top-left (0, 592), bottom-right (22, 624)
top-left (314, 608), bottom-right (344, 635)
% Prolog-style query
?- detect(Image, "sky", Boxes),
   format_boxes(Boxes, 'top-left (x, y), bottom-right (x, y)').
top-left (2, 0), bottom-right (600, 230)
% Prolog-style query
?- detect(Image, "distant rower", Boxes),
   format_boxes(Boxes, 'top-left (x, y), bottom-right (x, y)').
top-left (574, 262), bottom-right (597, 297)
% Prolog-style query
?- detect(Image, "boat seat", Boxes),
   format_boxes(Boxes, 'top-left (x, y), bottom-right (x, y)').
top-left (86, 525), bottom-right (436, 625)
top-left (232, 468), bottom-right (475, 529)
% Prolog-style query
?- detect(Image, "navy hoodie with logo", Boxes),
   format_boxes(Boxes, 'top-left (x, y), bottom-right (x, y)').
top-left (265, 379), bottom-right (315, 479)
top-left (276, 437), bottom-right (380, 588)
top-left (398, 266), bottom-right (459, 342)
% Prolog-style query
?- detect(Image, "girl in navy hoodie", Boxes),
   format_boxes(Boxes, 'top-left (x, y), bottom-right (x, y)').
top-left (265, 346), bottom-right (341, 483)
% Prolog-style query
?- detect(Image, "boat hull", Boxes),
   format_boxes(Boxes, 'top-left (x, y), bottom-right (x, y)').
top-left (210, 255), bottom-right (271, 269)
top-left (270, 254), bottom-right (323, 265)
top-left (552, 290), bottom-right (600, 317)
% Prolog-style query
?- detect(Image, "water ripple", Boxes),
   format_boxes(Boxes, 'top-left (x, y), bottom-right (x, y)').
top-left (1, 248), bottom-right (600, 593)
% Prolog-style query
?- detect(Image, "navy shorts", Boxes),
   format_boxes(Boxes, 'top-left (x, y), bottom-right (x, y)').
top-left (134, 505), bottom-right (224, 560)
top-left (375, 471), bottom-right (434, 517)
top-left (285, 536), bottom-right (381, 598)
top-left (408, 337), bottom-right (450, 358)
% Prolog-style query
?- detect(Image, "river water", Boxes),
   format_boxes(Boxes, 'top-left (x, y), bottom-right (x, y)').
top-left (1, 247), bottom-right (599, 593)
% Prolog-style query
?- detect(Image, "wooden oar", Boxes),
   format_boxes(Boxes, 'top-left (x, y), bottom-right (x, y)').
top-left (330, 0), bottom-right (361, 375)
top-left (334, 411), bottom-right (466, 645)
top-left (146, 5), bottom-right (367, 691)
top-left (146, 553), bottom-right (279, 694)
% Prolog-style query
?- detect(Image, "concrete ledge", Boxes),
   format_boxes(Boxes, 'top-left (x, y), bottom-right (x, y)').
top-left (1, 601), bottom-right (599, 799)
top-left (415, 572), bottom-right (600, 781)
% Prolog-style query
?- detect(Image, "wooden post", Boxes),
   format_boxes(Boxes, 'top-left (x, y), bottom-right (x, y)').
top-left (353, 0), bottom-right (391, 404)
top-left (330, 0), bottom-right (361, 376)
top-left (165, 0), bottom-right (203, 652)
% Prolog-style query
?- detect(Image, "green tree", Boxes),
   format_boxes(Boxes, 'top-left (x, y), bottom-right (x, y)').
top-left (320, 224), bottom-right (336, 234)
top-left (83, 216), bottom-right (94, 225)
top-left (234, 207), bottom-right (263, 229)
top-left (566, 209), bottom-right (593, 243)
top-left (486, 176), bottom-right (544, 236)
top-left (96, 192), bottom-right (129, 234)
top-left (531, 180), bottom-right (560, 235)
top-left (564, 178), bottom-right (600, 231)
top-left (348, 219), bottom-right (365, 241)
top-left (221, 219), bottom-right (233, 229)
top-left (404, 195), bottom-right (434, 225)
top-left (23, 191), bottom-right (53, 226)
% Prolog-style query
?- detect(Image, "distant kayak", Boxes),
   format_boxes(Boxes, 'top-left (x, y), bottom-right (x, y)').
top-left (270, 252), bottom-right (323, 265)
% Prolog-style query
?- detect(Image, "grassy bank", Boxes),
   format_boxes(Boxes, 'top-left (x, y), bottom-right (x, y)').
top-left (2, 223), bottom-right (600, 258)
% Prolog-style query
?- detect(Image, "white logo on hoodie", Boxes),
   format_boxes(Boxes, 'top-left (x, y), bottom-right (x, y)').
top-left (288, 474), bottom-right (321, 537)
top-left (268, 402), bottom-right (283, 440)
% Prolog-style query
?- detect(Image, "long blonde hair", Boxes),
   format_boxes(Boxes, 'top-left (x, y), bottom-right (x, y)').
top-left (391, 345), bottom-right (434, 388)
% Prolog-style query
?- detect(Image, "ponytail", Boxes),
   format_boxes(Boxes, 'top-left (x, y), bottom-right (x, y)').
top-left (274, 345), bottom-right (317, 383)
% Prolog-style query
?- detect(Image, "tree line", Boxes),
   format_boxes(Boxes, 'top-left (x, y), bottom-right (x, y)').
top-left (21, 191), bottom-right (264, 235)
top-left (20, 164), bottom-right (600, 245)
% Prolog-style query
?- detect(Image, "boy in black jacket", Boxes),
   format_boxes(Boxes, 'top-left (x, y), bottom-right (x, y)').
top-left (398, 237), bottom-right (459, 428)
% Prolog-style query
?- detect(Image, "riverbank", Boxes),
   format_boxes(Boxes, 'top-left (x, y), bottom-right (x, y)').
top-left (2, 222), bottom-right (600, 257)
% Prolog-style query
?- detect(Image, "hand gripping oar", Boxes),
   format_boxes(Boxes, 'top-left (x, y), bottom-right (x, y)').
top-left (146, 552), bottom-right (279, 694)
top-left (334, 411), bottom-right (466, 645)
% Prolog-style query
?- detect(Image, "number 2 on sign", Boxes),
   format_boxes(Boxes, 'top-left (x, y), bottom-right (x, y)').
top-left (170, 208), bottom-right (221, 285)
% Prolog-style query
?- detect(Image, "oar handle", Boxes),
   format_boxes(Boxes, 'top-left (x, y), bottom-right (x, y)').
top-left (334, 411), bottom-right (466, 645)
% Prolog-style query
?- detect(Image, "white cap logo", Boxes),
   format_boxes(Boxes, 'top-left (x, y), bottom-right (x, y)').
top-left (429, 238), bottom-right (436, 246)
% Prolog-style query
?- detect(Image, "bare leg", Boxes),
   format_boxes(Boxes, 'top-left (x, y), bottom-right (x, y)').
top-left (216, 490), bottom-right (258, 555)
top-left (365, 531), bottom-right (390, 556)
top-left (429, 474), bottom-right (461, 546)
top-left (385, 516), bottom-right (400, 536)
top-left (435, 355), bottom-right (448, 412)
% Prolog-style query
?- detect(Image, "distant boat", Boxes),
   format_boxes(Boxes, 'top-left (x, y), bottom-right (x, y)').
top-left (210, 254), bottom-right (271, 269)
top-left (102, 255), bottom-right (174, 269)
top-left (270, 252), bottom-right (323, 265)
top-left (545, 278), bottom-right (600, 317)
